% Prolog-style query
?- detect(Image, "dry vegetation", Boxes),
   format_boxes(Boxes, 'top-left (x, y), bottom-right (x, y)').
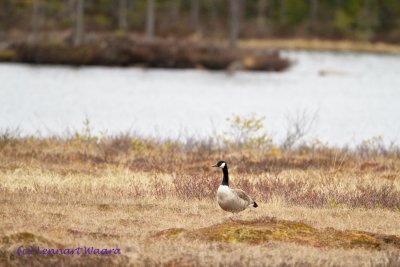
top-left (241, 38), bottom-right (400, 55)
top-left (1, 125), bottom-right (400, 266)
top-left (1, 35), bottom-right (290, 71)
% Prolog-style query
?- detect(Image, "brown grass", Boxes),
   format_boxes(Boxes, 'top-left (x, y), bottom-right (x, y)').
top-left (1, 135), bottom-right (400, 266)
top-left (240, 38), bottom-right (400, 55)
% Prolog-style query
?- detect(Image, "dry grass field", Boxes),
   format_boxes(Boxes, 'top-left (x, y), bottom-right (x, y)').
top-left (1, 131), bottom-right (400, 266)
top-left (240, 38), bottom-right (400, 54)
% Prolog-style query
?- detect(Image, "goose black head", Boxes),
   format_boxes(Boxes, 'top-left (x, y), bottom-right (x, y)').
top-left (212, 160), bottom-right (227, 169)
top-left (213, 160), bottom-right (229, 186)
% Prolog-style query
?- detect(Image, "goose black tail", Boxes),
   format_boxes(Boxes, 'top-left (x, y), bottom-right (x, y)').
top-left (253, 202), bottom-right (258, 208)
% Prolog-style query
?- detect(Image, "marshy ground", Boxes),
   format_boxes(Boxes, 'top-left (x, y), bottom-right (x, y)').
top-left (1, 133), bottom-right (400, 266)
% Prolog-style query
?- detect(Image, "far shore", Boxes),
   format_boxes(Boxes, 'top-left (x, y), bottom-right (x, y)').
top-left (0, 34), bottom-right (291, 71)
top-left (1, 34), bottom-right (400, 71)
top-left (240, 38), bottom-right (400, 55)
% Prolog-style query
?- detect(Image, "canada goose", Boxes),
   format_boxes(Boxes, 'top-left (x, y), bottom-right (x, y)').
top-left (212, 160), bottom-right (258, 213)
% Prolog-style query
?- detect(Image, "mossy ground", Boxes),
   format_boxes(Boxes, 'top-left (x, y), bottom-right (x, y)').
top-left (0, 232), bottom-right (129, 267)
top-left (159, 216), bottom-right (400, 250)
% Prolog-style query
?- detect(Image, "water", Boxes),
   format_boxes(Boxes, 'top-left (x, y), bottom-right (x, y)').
top-left (1, 51), bottom-right (400, 146)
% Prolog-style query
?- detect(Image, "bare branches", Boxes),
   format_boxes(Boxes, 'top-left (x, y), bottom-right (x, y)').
top-left (222, 114), bottom-right (273, 151)
top-left (229, 0), bottom-right (241, 49)
top-left (146, 0), bottom-right (155, 40)
top-left (73, 0), bottom-right (84, 46)
top-left (282, 109), bottom-right (319, 150)
top-left (118, 0), bottom-right (128, 31)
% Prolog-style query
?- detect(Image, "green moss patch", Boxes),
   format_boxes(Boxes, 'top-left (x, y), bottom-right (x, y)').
top-left (97, 203), bottom-right (112, 211)
top-left (153, 228), bottom-right (186, 239)
top-left (0, 49), bottom-right (17, 61)
top-left (0, 232), bottom-right (129, 266)
top-left (157, 217), bottom-right (400, 250)
top-left (0, 232), bottom-right (64, 262)
top-left (1, 232), bottom-right (61, 248)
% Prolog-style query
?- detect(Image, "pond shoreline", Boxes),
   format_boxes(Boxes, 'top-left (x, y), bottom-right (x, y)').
top-left (241, 38), bottom-right (400, 55)
top-left (1, 50), bottom-right (399, 145)
top-left (0, 36), bottom-right (291, 72)
top-left (2, 34), bottom-right (400, 71)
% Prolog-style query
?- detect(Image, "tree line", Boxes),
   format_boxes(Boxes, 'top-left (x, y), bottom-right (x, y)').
top-left (1, 0), bottom-right (400, 47)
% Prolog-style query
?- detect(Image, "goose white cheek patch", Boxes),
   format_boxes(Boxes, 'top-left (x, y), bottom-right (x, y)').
top-left (219, 162), bottom-right (226, 168)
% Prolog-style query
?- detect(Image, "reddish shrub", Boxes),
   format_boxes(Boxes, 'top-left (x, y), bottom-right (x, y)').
top-left (173, 174), bottom-right (220, 200)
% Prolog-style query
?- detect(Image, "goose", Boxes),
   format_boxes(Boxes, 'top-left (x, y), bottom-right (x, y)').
top-left (212, 160), bottom-right (258, 213)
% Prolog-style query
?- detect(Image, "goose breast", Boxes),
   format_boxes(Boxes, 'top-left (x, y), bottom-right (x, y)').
top-left (217, 185), bottom-right (248, 213)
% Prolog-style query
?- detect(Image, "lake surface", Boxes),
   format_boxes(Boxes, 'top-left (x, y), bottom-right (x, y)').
top-left (1, 51), bottom-right (400, 146)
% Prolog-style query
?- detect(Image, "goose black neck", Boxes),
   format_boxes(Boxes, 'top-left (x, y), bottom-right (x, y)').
top-left (221, 166), bottom-right (229, 186)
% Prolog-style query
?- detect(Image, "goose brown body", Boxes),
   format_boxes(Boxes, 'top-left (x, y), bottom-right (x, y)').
top-left (213, 161), bottom-right (258, 213)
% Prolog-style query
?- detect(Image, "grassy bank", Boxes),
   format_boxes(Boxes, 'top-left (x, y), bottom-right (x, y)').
top-left (1, 127), bottom-right (400, 266)
top-left (241, 38), bottom-right (400, 54)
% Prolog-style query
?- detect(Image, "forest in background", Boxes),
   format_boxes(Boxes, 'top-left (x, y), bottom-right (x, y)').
top-left (1, 0), bottom-right (400, 46)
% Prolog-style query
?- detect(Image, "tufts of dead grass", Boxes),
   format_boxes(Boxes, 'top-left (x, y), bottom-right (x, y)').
top-left (240, 38), bottom-right (400, 55)
top-left (1, 132), bottom-right (400, 266)
top-left (1, 130), bottom-right (399, 176)
top-left (0, 232), bottom-right (129, 267)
